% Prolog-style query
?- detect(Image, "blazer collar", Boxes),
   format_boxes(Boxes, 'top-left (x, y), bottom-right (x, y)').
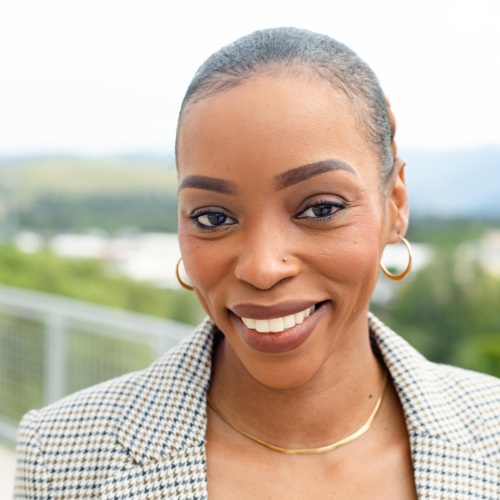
top-left (369, 314), bottom-right (499, 497)
top-left (369, 313), bottom-right (485, 445)
top-left (116, 317), bottom-right (215, 464)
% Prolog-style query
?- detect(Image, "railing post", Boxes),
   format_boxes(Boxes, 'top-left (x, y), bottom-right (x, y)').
top-left (44, 312), bottom-right (66, 405)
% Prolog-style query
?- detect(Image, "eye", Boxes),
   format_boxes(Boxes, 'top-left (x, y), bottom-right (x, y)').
top-left (297, 200), bottom-right (345, 219)
top-left (190, 209), bottom-right (237, 230)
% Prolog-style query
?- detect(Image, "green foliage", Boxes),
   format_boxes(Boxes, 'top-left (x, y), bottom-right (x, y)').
top-left (407, 218), bottom-right (498, 248)
top-left (1, 157), bottom-right (180, 233)
top-left (372, 237), bottom-right (500, 377)
top-left (0, 245), bottom-right (204, 325)
top-left (455, 334), bottom-right (500, 378)
top-left (19, 193), bottom-right (179, 232)
top-left (5, 157), bottom-right (178, 199)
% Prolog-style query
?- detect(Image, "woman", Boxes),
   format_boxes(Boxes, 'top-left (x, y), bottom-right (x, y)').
top-left (15, 28), bottom-right (500, 499)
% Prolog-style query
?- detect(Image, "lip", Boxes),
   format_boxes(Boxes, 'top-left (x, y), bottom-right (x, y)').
top-left (230, 301), bottom-right (317, 320)
top-left (230, 301), bottom-right (330, 354)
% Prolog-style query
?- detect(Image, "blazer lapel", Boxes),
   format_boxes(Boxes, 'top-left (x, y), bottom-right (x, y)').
top-left (369, 314), bottom-right (500, 499)
top-left (410, 431), bottom-right (500, 499)
top-left (97, 446), bottom-right (208, 499)
top-left (112, 318), bottom-right (216, 499)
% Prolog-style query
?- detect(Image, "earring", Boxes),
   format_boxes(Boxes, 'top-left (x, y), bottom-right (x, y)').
top-left (175, 257), bottom-right (194, 290)
top-left (380, 236), bottom-right (413, 281)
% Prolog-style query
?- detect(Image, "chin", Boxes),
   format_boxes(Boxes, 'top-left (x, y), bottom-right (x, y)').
top-left (239, 347), bottom-right (327, 390)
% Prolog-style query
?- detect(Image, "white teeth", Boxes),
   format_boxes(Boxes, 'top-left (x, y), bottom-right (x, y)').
top-left (241, 305), bottom-right (317, 334)
top-left (255, 319), bottom-right (270, 333)
top-left (243, 318), bottom-right (256, 329)
top-left (294, 311), bottom-right (304, 324)
top-left (269, 318), bottom-right (284, 332)
top-left (283, 314), bottom-right (295, 329)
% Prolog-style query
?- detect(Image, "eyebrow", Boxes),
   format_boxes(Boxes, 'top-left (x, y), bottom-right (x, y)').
top-left (275, 159), bottom-right (357, 190)
top-left (178, 175), bottom-right (237, 195)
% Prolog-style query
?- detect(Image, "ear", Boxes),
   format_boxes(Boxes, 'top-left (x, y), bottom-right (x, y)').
top-left (384, 157), bottom-right (409, 244)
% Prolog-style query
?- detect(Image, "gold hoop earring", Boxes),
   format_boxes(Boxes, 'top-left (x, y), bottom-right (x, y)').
top-left (380, 236), bottom-right (413, 281)
top-left (175, 257), bottom-right (194, 290)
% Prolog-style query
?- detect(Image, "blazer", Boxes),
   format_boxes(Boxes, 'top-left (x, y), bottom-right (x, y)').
top-left (15, 314), bottom-right (500, 499)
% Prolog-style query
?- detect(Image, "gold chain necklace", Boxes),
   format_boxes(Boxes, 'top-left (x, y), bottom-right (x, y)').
top-left (207, 370), bottom-right (388, 455)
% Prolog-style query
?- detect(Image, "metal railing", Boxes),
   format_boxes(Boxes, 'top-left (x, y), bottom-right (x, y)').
top-left (0, 285), bottom-right (193, 446)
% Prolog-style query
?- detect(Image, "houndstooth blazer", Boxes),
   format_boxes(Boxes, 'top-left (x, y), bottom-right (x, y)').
top-left (15, 314), bottom-right (500, 499)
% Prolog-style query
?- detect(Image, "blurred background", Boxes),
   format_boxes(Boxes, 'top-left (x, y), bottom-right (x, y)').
top-left (1, 0), bottom-right (499, 492)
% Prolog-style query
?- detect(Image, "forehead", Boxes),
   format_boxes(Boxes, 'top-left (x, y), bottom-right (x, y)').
top-left (177, 72), bottom-right (378, 179)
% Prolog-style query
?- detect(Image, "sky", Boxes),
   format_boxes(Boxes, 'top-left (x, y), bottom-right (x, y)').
top-left (1, 0), bottom-right (499, 156)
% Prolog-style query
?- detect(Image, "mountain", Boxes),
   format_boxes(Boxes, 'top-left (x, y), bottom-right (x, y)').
top-left (402, 147), bottom-right (500, 217)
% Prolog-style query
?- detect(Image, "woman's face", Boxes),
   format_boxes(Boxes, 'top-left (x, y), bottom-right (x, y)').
top-left (177, 72), bottom-right (406, 389)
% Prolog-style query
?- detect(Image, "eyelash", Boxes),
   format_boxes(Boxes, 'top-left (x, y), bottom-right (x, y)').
top-left (189, 199), bottom-right (346, 231)
top-left (189, 209), bottom-right (236, 231)
top-left (296, 199), bottom-right (346, 220)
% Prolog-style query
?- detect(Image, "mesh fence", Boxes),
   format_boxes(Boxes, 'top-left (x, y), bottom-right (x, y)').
top-left (0, 311), bottom-right (45, 424)
top-left (0, 285), bottom-right (193, 445)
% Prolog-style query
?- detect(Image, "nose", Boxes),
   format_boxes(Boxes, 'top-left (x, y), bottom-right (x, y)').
top-left (234, 223), bottom-right (300, 289)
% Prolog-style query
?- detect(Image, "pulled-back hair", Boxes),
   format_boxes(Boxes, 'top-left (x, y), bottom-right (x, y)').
top-left (177, 27), bottom-right (395, 182)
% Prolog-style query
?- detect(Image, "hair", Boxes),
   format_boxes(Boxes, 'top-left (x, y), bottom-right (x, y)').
top-left (176, 27), bottom-right (397, 182)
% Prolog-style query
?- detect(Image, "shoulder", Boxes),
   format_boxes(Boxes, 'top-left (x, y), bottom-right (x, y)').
top-left (15, 318), bottom-right (216, 497)
top-left (18, 317), bottom-right (215, 437)
top-left (369, 311), bottom-right (500, 401)
top-left (426, 361), bottom-right (500, 432)
top-left (369, 313), bottom-right (500, 458)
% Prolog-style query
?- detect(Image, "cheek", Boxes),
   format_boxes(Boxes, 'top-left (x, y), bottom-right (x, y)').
top-left (178, 231), bottom-right (233, 315)
top-left (315, 223), bottom-right (382, 294)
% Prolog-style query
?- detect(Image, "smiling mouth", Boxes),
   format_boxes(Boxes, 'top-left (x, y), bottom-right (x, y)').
top-left (241, 304), bottom-right (317, 333)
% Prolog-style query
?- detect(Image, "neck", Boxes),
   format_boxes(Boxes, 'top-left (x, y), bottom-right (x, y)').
top-left (209, 326), bottom-right (385, 450)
